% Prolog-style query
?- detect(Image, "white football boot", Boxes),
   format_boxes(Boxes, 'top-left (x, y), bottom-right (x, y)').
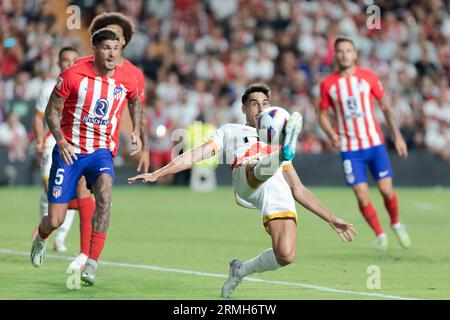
top-left (81, 258), bottom-right (97, 286)
top-left (282, 112), bottom-right (303, 161)
top-left (221, 259), bottom-right (243, 298)
top-left (31, 236), bottom-right (48, 267)
top-left (392, 224), bottom-right (411, 248)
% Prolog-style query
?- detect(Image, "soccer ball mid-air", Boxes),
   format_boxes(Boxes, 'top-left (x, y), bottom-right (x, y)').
top-left (256, 106), bottom-right (291, 145)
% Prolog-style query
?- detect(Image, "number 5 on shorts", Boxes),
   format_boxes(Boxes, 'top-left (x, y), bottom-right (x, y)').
top-left (55, 168), bottom-right (65, 185)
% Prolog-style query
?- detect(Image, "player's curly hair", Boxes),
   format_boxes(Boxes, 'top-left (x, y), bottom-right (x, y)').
top-left (241, 83), bottom-right (271, 105)
top-left (89, 12), bottom-right (135, 48)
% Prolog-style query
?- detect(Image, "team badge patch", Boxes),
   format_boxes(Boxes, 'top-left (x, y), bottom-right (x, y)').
top-left (113, 86), bottom-right (124, 101)
top-left (52, 186), bottom-right (62, 199)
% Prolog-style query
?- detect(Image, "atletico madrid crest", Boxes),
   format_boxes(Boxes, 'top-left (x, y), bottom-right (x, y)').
top-left (52, 186), bottom-right (62, 199)
top-left (113, 86), bottom-right (124, 100)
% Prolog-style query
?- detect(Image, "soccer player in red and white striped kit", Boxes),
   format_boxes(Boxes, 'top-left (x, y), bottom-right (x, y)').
top-left (319, 36), bottom-right (411, 251)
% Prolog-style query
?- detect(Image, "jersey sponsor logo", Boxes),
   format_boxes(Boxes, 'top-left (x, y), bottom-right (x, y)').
top-left (113, 86), bottom-right (124, 101)
top-left (52, 186), bottom-right (62, 199)
top-left (56, 76), bottom-right (63, 90)
top-left (82, 115), bottom-right (111, 125)
top-left (378, 170), bottom-right (389, 178)
top-left (345, 96), bottom-right (358, 112)
top-left (94, 98), bottom-right (109, 118)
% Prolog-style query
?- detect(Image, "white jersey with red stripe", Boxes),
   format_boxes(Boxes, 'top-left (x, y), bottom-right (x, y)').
top-left (320, 67), bottom-right (385, 152)
top-left (53, 60), bottom-right (139, 156)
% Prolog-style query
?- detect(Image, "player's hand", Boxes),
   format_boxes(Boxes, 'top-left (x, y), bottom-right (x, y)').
top-left (35, 137), bottom-right (44, 153)
top-left (58, 139), bottom-right (77, 165)
top-left (329, 217), bottom-right (358, 243)
top-left (394, 136), bottom-right (408, 159)
top-left (130, 132), bottom-right (142, 156)
top-left (137, 149), bottom-right (150, 173)
top-left (128, 172), bottom-right (159, 184)
top-left (331, 135), bottom-right (340, 149)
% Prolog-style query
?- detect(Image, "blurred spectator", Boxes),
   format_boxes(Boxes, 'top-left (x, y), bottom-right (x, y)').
top-left (0, 112), bottom-right (28, 162)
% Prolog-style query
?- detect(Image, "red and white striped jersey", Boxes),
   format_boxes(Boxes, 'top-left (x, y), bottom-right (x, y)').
top-left (320, 67), bottom-right (385, 152)
top-left (54, 60), bottom-right (139, 156)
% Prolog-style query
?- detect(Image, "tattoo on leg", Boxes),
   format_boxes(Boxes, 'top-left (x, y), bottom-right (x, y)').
top-left (92, 175), bottom-right (113, 233)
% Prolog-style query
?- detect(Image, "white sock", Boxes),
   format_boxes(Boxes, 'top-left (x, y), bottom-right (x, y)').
top-left (55, 210), bottom-right (75, 243)
top-left (39, 191), bottom-right (48, 218)
top-left (238, 248), bottom-right (281, 278)
top-left (253, 151), bottom-right (282, 182)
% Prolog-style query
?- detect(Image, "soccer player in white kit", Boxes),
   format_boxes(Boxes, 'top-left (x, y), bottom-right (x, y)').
top-left (129, 83), bottom-right (357, 298)
top-left (33, 47), bottom-right (81, 252)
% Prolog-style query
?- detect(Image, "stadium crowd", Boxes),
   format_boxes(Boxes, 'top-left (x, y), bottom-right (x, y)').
top-left (1, 0), bottom-right (449, 176)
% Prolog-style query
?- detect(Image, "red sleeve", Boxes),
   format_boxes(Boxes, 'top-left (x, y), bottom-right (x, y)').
top-left (137, 69), bottom-right (146, 105)
top-left (53, 69), bottom-right (75, 99)
top-left (367, 71), bottom-right (384, 100)
top-left (319, 79), bottom-right (331, 111)
top-left (126, 77), bottom-right (139, 100)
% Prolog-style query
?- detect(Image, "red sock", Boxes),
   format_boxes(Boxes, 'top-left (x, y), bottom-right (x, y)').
top-left (89, 231), bottom-right (106, 261)
top-left (38, 225), bottom-right (50, 240)
top-left (384, 192), bottom-right (399, 225)
top-left (68, 198), bottom-right (79, 210)
top-left (359, 203), bottom-right (384, 236)
top-left (78, 197), bottom-right (96, 256)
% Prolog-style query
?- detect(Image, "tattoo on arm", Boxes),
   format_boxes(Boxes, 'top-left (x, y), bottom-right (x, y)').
top-left (128, 96), bottom-right (142, 135)
top-left (139, 105), bottom-right (148, 150)
top-left (44, 91), bottom-right (66, 142)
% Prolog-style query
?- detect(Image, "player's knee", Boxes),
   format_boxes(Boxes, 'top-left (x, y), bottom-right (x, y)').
top-left (95, 194), bottom-right (111, 212)
top-left (49, 217), bottom-right (64, 229)
top-left (274, 247), bottom-right (296, 266)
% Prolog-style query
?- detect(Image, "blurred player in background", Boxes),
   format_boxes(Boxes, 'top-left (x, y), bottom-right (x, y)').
top-left (318, 36), bottom-right (411, 251)
top-left (33, 47), bottom-right (96, 254)
top-left (65, 12), bottom-right (150, 272)
top-left (30, 29), bottom-right (142, 287)
top-left (129, 83), bottom-right (357, 298)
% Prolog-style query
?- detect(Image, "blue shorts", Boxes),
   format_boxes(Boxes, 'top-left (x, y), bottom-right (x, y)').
top-left (340, 144), bottom-right (393, 187)
top-left (48, 147), bottom-right (115, 203)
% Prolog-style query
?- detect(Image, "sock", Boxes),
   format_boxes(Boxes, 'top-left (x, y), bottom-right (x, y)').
top-left (38, 224), bottom-right (50, 240)
top-left (39, 191), bottom-right (48, 218)
top-left (55, 210), bottom-right (75, 243)
top-left (359, 202), bottom-right (384, 236)
top-left (238, 248), bottom-right (281, 278)
top-left (88, 231), bottom-right (106, 262)
top-left (78, 197), bottom-right (96, 255)
top-left (68, 198), bottom-right (79, 210)
top-left (384, 193), bottom-right (399, 226)
top-left (253, 151), bottom-right (282, 182)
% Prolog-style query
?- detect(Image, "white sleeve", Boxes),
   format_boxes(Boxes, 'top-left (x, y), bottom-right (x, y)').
top-left (207, 124), bottom-right (228, 153)
top-left (35, 85), bottom-right (53, 114)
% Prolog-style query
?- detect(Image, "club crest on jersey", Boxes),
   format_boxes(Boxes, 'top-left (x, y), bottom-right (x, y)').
top-left (94, 99), bottom-right (109, 118)
top-left (113, 86), bottom-right (124, 101)
top-left (52, 186), bottom-right (62, 199)
top-left (346, 96), bottom-right (358, 112)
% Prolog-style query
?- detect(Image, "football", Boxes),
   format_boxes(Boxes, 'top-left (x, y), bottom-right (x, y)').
top-left (256, 106), bottom-right (291, 145)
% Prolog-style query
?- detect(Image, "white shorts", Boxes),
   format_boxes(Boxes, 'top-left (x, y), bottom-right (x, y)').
top-left (232, 162), bottom-right (297, 229)
top-left (41, 134), bottom-right (56, 180)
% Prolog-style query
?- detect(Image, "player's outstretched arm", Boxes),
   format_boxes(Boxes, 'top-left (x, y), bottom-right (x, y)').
top-left (128, 142), bottom-right (216, 184)
top-left (45, 90), bottom-right (77, 165)
top-left (33, 111), bottom-right (45, 153)
top-left (282, 166), bottom-right (357, 242)
top-left (379, 96), bottom-right (408, 159)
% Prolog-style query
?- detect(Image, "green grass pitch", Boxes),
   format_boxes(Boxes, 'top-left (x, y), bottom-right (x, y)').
top-left (0, 186), bottom-right (449, 299)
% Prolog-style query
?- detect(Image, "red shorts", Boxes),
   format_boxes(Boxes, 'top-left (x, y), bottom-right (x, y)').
top-left (150, 150), bottom-right (172, 169)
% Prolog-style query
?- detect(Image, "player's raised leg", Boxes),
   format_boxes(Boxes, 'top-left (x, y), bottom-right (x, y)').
top-left (377, 178), bottom-right (411, 248)
top-left (221, 219), bottom-right (296, 298)
top-left (81, 173), bottom-right (113, 286)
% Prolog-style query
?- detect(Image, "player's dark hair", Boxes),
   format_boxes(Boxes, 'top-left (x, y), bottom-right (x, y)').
top-left (334, 36), bottom-right (355, 50)
top-left (91, 28), bottom-right (120, 46)
top-left (241, 83), bottom-right (271, 105)
top-left (89, 12), bottom-right (135, 48)
top-left (58, 47), bottom-right (78, 59)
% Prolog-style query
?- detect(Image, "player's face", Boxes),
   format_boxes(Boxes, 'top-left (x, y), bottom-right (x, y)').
top-left (93, 40), bottom-right (120, 71)
top-left (242, 92), bottom-right (270, 127)
top-left (58, 50), bottom-right (79, 72)
top-left (105, 24), bottom-right (126, 49)
top-left (335, 41), bottom-right (357, 70)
